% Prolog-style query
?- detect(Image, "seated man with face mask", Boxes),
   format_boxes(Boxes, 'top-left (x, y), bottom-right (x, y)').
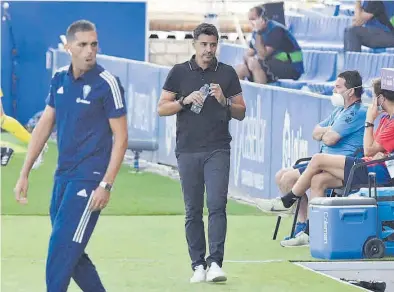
top-left (256, 70), bottom-right (367, 242)
top-left (236, 5), bottom-right (304, 84)
top-left (257, 78), bottom-right (394, 247)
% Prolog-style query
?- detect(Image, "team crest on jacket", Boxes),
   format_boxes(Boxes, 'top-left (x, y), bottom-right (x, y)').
top-left (83, 85), bottom-right (91, 99)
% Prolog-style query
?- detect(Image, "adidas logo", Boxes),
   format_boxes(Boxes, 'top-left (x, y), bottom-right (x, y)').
top-left (1, 148), bottom-right (14, 166)
top-left (77, 189), bottom-right (88, 197)
top-left (57, 87), bottom-right (64, 94)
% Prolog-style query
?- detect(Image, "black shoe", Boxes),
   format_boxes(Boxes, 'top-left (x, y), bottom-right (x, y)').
top-left (340, 278), bottom-right (386, 292)
top-left (1, 147), bottom-right (14, 166)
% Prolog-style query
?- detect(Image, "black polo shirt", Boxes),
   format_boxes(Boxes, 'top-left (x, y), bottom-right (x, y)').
top-left (163, 55), bottom-right (242, 154)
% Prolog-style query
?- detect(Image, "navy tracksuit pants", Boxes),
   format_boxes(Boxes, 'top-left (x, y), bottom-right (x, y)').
top-left (46, 177), bottom-right (106, 292)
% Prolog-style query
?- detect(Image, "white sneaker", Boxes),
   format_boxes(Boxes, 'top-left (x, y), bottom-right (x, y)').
top-left (206, 262), bottom-right (227, 283)
top-left (32, 143), bottom-right (48, 170)
top-left (254, 197), bottom-right (292, 213)
top-left (190, 265), bottom-right (206, 283)
top-left (280, 231), bottom-right (309, 247)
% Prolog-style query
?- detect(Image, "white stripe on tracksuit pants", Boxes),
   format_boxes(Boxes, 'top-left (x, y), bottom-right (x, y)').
top-left (46, 178), bottom-right (105, 292)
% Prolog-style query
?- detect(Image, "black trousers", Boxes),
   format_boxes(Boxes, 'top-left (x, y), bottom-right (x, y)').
top-left (176, 149), bottom-right (230, 270)
top-left (344, 26), bottom-right (394, 52)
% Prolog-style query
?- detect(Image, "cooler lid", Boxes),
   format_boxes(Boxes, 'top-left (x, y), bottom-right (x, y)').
top-left (310, 197), bottom-right (376, 206)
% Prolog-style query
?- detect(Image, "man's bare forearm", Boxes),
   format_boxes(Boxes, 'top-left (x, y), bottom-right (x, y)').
top-left (230, 104), bottom-right (246, 121)
top-left (157, 100), bottom-right (182, 116)
top-left (363, 127), bottom-right (375, 156)
top-left (102, 133), bottom-right (128, 184)
top-left (312, 126), bottom-right (331, 141)
top-left (353, 1), bottom-right (363, 26)
top-left (354, 1), bottom-right (362, 17)
top-left (255, 34), bottom-right (266, 59)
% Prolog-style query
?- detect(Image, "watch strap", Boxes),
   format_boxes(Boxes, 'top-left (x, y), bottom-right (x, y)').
top-left (99, 181), bottom-right (113, 191)
top-left (178, 96), bottom-right (186, 108)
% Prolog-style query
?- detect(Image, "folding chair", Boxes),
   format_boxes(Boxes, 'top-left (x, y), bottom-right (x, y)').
top-left (342, 155), bottom-right (394, 197)
top-left (272, 148), bottom-right (364, 241)
top-left (272, 156), bottom-right (311, 240)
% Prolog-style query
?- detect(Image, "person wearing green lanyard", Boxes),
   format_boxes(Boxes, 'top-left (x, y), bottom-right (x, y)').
top-left (235, 5), bottom-right (304, 84)
top-left (256, 71), bottom-right (367, 246)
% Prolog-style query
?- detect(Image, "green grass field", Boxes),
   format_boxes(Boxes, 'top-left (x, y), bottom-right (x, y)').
top-left (1, 133), bottom-right (361, 291)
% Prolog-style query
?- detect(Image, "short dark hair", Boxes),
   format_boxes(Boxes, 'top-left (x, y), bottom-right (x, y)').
top-left (193, 23), bottom-right (219, 41)
top-left (373, 78), bottom-right (394, 101)
top-left (250, 6), bottom-right (267, 19)
top-left (337, 70), bottom-right (363, 98)
top-left (66, 20), bottom-right (96, 42)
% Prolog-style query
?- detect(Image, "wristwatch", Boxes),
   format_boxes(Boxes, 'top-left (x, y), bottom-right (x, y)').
top-left (178, 96), bottom-right (186, 108)
top-left (99, 181), bottom-right (113, 192)
top-left (221, 98), bottom-right (231, 107)
top-left (365, 122), bottom-right (374, 128)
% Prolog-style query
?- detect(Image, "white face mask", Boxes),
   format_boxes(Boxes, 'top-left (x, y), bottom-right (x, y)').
top-left (250, 18), bottom-right (264, 32)
top-left (330, 93), bottom-right (345, 107)
top-left (331, 84), bottom-right (364, 107)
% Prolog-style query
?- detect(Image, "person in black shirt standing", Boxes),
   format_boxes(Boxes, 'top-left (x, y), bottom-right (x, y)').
top-left (157, 23), bottom-right (246, 283)
top-left (344, 0), bottom-right (394, 52)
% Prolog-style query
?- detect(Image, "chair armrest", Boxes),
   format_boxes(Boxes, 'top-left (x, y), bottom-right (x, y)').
top-left (294, 157), bottom-right (312, 166)
top-left (343, 155), bottom-right (394, 196)
top-left (352, 147), bottom-right (364, 158)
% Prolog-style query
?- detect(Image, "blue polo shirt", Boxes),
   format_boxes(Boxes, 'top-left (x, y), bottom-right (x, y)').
top-left (46, 64), bottom-right (127, 181)
top-left (319, 102), bottom-right (367, 157)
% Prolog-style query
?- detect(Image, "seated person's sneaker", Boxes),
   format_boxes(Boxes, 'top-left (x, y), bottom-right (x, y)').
top-left (255, 197), bottom-right (292, 213)
top-left (206, 262), bottom-right (227, 283)
top-left (190, 265), bottom-right (206, 283)
top-left (280, 231), bottom-right (309, 247)
top-left (284, 222), bottom-right (307, 240)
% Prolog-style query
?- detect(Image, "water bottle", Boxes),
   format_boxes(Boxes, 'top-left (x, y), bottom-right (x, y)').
top-left (191, 84), bottom-right (210, 114)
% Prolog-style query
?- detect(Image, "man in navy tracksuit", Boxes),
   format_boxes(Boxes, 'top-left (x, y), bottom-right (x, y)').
top-left (14, 20), bottom-right (128, 291)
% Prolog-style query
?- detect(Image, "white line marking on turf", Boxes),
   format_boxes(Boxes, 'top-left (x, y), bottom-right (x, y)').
top-left (293, 262), bottom-right (370, 291)
top-left (1, 258), bottom-right (284, 264)
top-left (224, 260), bottom-right (284, 263)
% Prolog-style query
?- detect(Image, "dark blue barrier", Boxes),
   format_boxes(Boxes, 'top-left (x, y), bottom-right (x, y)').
top-left (156, 67), bottom-right (178, 166)
top-left (269, 89), bottom-right (322, 197)
top-left (1, 1), bottom-right (147, 124)
top-left (126, 62), bottom-right (161, 152)
top-left (50, 49), bottom-right (351, 199)
top-left (229, 83), bottom-right (272, 198)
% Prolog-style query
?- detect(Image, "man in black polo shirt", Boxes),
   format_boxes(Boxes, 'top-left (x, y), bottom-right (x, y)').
top-left (157, 23), bottom-right (246, 283)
